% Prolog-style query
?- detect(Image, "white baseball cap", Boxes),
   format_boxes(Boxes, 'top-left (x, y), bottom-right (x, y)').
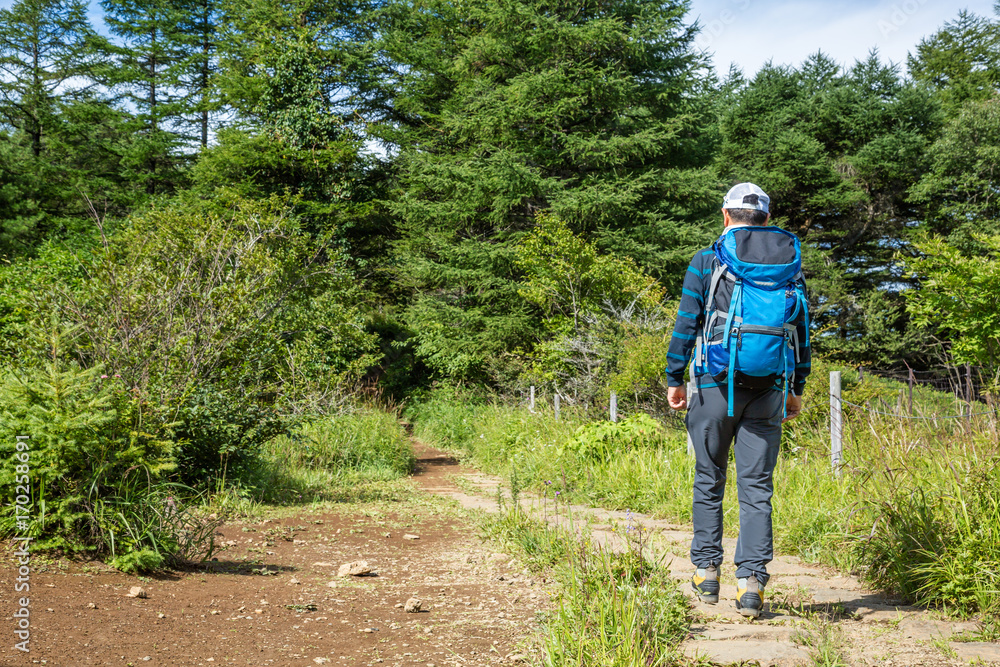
top-left (722, 182), bottom-right (769, 213)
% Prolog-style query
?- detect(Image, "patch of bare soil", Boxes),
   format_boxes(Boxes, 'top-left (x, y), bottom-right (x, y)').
top-left (0, 445), bottom-right (549, 667)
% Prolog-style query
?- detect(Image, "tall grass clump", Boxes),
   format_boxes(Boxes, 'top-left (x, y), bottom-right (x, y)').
top-left (245, 409), bottom-right (414, 504)
top-left (479, 500), bottom-right (689, 666)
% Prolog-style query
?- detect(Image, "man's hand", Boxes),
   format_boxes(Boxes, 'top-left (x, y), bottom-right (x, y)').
top-left (783, 394), bottom-right (802, 423)
top-left (667, 385), bottom-right (687, 411)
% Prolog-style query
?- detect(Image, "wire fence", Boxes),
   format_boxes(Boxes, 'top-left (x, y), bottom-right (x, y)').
top-left (829, 369), bottom-right (998, 475)
top-left (840, 398), bottom-right (995, 421)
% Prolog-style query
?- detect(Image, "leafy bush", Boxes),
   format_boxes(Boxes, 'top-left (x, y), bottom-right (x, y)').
top-left (0, 192), bottom-right (380, 488)
top-left (559, 413), bottom-right (666, 462)
top-left (172, 383), bottom-right (289, 487)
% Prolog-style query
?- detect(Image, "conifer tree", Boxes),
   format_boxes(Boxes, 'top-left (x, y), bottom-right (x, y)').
top-left (369, 0), bottom-right (719, 382)
top-left (909, 9), bottom-right (1000, 115)
top-left (716, 51), bottom-right (940, 366)
top-left (101, 0), bottom-right (189, 193)
top-left (175, 0), bottom-right (221, 147)
top-left (0, 0), bottom-right (100, 157)
top-left (0, 0), bottom-right (130, 253)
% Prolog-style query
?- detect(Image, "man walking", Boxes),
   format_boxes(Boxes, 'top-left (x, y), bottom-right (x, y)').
top-left (665, 182), bottom-right (810, 618)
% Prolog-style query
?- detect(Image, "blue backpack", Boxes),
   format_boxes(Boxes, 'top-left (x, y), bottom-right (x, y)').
top-left (693, 226), bottom-right (810, 417)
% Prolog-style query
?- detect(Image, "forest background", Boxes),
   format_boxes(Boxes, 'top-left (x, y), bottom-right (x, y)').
top-left (1, 0), bottom-right (999, 583)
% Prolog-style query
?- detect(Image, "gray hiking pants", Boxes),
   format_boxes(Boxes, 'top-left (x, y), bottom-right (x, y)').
top-left (686, 382), bottom-right (783, 587)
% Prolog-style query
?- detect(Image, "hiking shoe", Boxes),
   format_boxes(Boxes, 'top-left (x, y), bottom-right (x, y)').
top-left (691, 566), bottom-right (720, 604)
top-left (736, 576), bottom-right (764, 618)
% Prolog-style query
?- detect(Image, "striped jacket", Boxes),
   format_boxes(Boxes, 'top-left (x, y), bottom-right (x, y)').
top-left (665, 247), bottom-right (811, 394)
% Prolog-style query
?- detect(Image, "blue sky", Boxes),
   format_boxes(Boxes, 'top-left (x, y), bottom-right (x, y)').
top-left (690, 0), bottom-right (998, 77)
top-left (2, 0), bottom-right (996, 78)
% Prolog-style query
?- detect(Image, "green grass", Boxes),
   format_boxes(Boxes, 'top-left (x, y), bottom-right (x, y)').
top-left (237, 408), bottom-right (415, 505)
top-left (411, 370), bottom-right (1000, 619)
top-left (478, 501), bottom-right (690, 666)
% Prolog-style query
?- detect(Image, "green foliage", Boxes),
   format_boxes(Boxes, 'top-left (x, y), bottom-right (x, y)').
top-left (375, 0), bottom-right (719, 383)
top-left (902, 234), bottom-right (1000, 370)
top-left (716, 52), bottom-right (941, 367)
top-left (908, 9), bottom-right (1000, 114)
top-left (516, 212), bottom-right (665, 324)
top-left (543, 550), bottom-right (688, 667)
top-left (514, 212), bottom-right (674, 404)
top-left (607, 322), bottom-right (674, 408)
top-left (0, 193), bottom-right (379, 488)
top-left (245, 409), bottom-right (414, 504)
top-left (910, 97), bottom-right (1000, 243)
top-left (560, 413), bottom-right (665, 463)
top-left (478, 504), bottom-right (689, 666)
top-left (172, 384), bottom-right (289, 486)
top-left (274, 410), bottom-right (414, 476)
top-left (854, 461), bottom-right (1000, 616)
top-left (0, 340), bottom-right (197, 567)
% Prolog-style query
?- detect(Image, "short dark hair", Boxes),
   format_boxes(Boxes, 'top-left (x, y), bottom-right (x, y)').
top-left (725, 208), bottom-right (768, 226)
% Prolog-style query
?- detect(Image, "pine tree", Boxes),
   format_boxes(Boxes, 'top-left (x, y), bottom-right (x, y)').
top-left (0, 0), bottom-right (131, 254)
top-left (101, 0), bottom-right (189, 194)
top-left (368, 0), bottom-right (719, 382)
top-left (908, 9), bottom-right (1000, 116)
top-left (175, 0), bottom-right (221, 147)
top-left (0, 0), bottom-right (100, 157)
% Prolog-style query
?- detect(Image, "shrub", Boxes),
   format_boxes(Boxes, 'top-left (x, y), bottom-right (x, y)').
top-left (559, 413), bottom-right (666, 462)
top-left (0, 192), bottom-right (380, 488)
top-left (0, 350), bottom-right (196, 568)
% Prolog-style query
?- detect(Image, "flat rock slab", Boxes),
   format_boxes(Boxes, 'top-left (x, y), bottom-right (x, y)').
top-left (681, 639), bottom-right (812, 666)
top-left (690, 623), bottom-right (798, 642)
top-left (950, 642), bottom-right (1000, 664)
top-left (899, 618), bottom-right (979, 640)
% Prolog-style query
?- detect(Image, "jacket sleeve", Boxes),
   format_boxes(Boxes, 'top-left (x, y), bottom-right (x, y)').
top-left (666, 253), bottom-right (707, 387)
top-left (792, 279), bottom-right (811, 396)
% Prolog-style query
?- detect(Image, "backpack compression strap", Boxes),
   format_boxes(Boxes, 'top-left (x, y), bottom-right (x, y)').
top-left (724, 278), bottom-right (744, 418)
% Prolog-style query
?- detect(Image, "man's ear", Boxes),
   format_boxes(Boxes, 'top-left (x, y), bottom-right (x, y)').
top-left (765, 213), bottom-right (771, 226)
top-left (722, 209), bottom-right (731, 227)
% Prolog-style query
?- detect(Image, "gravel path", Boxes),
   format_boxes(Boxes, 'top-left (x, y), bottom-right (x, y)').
top-left (412, 441), bottom-right (1000, 667)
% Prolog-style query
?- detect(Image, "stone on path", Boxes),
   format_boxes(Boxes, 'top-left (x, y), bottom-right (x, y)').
top-left (126, 586), bottom-right (148, 599)
top-left (338, 560), bottom-right (372, 577)
top-left (404, 597), bottom-right (422, 613)
top-left (899, 617), bottom-right (977, 640)
top-left (692, 623), bottom-right (797, 642)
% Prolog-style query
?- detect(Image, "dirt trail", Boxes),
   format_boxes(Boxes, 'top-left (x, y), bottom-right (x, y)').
top-left (0, 446), bottom-right (549, 667)
top-left (411, 441), bottom-right (1000, 666)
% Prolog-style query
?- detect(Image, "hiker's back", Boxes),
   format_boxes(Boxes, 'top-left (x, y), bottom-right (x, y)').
top-left (695, 226), bottom-right (808, 415)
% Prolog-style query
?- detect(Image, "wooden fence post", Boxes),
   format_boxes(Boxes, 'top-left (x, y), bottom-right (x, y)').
top-left (908, 369), bottom-right (914, 416)
top-left (830, 371), bottom-right (842, 477)
top-left (610, 391), bottom-right (618, 422)
top-left (529, 386), bottom-right (535, 412)
top-left (966, 364), bottom-right (974, 429)
top-left (554, 393), bottom-right (561, 421)
top-left (686, 379), bottom-right (696, 457)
